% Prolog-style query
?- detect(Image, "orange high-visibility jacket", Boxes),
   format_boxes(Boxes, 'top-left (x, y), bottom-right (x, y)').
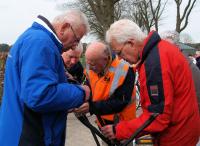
top-left (86, 57), bottom-right (136, 124)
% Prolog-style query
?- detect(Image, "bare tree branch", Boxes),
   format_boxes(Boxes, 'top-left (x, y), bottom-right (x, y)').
top-left (180, 0), bottom-right (196, 32)
top-left (175, 0), bottom-right (197, 33)
top-left (78, 0), bottom-right (119, 39)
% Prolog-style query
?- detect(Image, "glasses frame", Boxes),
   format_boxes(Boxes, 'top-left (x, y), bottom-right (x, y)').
top-left (70, 25), bottom-right (80, 44)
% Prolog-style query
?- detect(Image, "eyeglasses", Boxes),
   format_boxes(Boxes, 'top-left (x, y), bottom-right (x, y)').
top-left (70, 25), bottom-right (80, 43)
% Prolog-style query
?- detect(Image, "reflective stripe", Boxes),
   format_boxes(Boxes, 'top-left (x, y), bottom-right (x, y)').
top-left (109, 60), bottom-right (128, 96)
top-left (108, 66), bottom-right (116, 72)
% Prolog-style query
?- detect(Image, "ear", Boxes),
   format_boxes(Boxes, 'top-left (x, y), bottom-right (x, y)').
top-left (60, 22), bottom-right (70, 35)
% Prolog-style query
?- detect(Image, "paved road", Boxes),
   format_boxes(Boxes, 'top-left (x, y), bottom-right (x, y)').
top-left (65, 113), bottom-right (101, 146)
top-left (65, 113), bottom-right (200, 146)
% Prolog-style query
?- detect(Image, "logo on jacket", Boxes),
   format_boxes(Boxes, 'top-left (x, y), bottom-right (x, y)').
top-left (150, 85), bottom-right (159, 96)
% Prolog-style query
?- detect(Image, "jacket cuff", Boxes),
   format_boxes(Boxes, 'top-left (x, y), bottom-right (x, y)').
top-left (77, 85), bottom-right (86, 102)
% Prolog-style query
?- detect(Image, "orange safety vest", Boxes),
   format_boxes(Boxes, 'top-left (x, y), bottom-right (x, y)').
top-left (86, 58), bottom-right (136, 125)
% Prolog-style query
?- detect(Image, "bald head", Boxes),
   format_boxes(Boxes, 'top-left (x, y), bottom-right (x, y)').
top-left (85, 42), bottom-right (109, 61)
top-left (85, 42), bottom-right (111, 74)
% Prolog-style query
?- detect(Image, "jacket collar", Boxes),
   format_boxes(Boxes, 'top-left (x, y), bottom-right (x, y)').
top-left (139, 31), bottom-right (161, 66)
top-left (35, 15), bottom-right (62, 44)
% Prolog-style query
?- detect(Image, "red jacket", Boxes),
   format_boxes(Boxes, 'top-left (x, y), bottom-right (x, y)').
top-left (115, 31), bottom-right (200, 146)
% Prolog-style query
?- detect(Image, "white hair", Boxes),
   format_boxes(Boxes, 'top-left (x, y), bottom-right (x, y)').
top-left (106, 19), bottom-right (146, 44)
top-left (74, 42), bottom-right (83, 54)
top-left (53, 9), bottom-right (90, 33)
top-left (160, 30), bottom-right (180, 44)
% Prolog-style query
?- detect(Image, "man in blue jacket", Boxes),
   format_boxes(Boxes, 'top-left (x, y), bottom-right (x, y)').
top-left (0, 10), bottom-right (90, 146)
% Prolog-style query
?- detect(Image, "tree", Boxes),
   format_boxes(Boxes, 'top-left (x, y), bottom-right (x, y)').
top-left (56, 0), bottom-right (167, 38)
top-left (174, 0), bottom-right (197, 33)
top-left (77, 0), bottom-right (120, 39)
top-left (0, 44), bottom-right (10, 52)
top-left (0, 43), bottom-right (9, 103)
top-left (120, 0), bottom-right (148, 31)
top-left (118, 0), bottom-right (167, 33)
top-left (149, 0), bottom-right (168, 31)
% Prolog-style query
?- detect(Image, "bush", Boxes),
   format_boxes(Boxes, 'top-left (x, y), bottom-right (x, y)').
top-left (0, 52), bottom-right (8, 104)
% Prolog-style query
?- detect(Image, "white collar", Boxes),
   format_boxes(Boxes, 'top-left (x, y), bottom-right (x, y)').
top-left (35, 17), bottom-right (62, 44)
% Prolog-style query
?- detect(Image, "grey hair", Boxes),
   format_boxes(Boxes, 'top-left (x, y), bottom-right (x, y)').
top-left (53, 9), bottom-right (90, 33)
top-left (106, 19), bottom-right (146, 44)
top-left (74, 42), bottom-right (83, 54)
top-left (160, 30), bottom-right (180, 44)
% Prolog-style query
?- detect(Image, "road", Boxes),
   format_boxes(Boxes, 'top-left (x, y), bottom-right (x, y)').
top-left (65, 113), bottom-right (200, 146)
top-left (65, 113), bottom-right (101, 146)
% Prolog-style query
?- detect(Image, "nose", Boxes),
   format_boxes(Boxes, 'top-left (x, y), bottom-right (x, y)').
top-left (71, 58), bottom-right (77, 65)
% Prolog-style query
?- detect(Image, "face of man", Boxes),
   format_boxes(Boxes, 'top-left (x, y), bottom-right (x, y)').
top-left (86, 55), bottom-right (108, 74)
top-left (59, 23), bottom-right (86, 51)
top-left (62, 49), bottom-right (82, 69)
top-left (110, 39), bottom-right (140, 65)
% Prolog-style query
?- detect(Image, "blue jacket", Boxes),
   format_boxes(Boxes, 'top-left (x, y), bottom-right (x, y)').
top-left (0, 19), bottom-right (85, 146)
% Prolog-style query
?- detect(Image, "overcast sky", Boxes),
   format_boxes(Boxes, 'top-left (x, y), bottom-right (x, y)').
top-left (0, 0), bottom-right (200, 45)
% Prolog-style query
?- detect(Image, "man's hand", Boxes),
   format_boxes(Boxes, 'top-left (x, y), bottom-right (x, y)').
top-left (74, 102), bottom-right (89, 114)
top-left (101, 125), bottom-right (116, 140)
top-left (81, 85), bottom-right (90, 101)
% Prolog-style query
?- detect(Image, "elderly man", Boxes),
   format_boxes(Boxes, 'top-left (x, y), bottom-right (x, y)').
top-left (101, 19), bottom-right (200, 146)
top-left (75, 42), bottom-right (136, 146)
top-left (160, 30), bottom-right (200, 113)
top-left (0, 10), bottom-right (90, 146)
top-left (62, 43), bottom-right (84, 83)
